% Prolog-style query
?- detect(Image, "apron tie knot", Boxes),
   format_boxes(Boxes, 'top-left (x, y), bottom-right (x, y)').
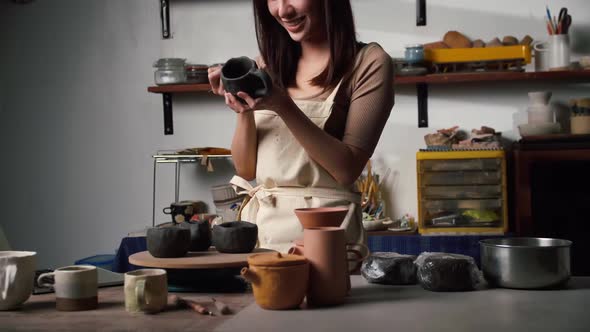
top-left (230, 175), bottom-right (274, 205)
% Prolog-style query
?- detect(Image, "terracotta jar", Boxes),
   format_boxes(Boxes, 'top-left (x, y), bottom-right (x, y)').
top-left (289, 237), bottom-right (368, 293)
top-left (241, 252), bottom-right (309, 310)
top-left (302, 227), bottom-right (359, 307)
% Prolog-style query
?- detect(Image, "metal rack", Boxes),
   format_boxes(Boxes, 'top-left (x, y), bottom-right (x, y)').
top-left (152, 151), bottom-right (232, 226)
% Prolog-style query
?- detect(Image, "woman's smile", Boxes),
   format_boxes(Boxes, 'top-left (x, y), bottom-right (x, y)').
top-left (282, 16), bottom-right (306, 32)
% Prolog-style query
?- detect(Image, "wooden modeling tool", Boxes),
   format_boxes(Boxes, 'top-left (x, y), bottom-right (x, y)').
top-left (169, 295), bottom-right (213, 316)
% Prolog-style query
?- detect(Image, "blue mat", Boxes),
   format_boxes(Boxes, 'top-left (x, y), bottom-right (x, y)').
top-left (368, 234), bottom-right (508, 267)
top-left (112, 237), bottom-right (147, 273)
top-left (113, 234), bottom-right (508, 273)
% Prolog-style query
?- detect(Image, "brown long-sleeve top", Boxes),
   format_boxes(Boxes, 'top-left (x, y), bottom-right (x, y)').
top-left (296, 42), bottom-right (395, 156)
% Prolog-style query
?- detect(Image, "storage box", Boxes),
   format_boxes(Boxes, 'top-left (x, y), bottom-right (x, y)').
top-left (416, 150), bottom-right (508, 235)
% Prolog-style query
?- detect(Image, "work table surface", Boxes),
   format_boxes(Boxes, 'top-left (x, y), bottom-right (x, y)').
top-left (2, 276), bottom-right (590, 332)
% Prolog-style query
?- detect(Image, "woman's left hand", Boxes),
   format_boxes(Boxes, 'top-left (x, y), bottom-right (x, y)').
top-left (234, 86), bottom-right (293, 114)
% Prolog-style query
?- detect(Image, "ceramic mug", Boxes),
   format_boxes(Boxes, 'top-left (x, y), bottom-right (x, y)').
top-left (163, 200), bottom-right (205, 224)
top-left (221, 56), bottom-right (272, 101)
top-left (404, 44), bottom-right (424, 64)
top-left (533, 42), bottom-right (550, 72)
top-left (534, 36), bottom-right (570, 71)
top-left (0, 251), bottom-right (36, 310)
top-left (124, 269), bottom-right (168, 314)
top-left (37, 265), bottom-right (98, 311)
top-left (549, 34), bottom-right (570, 70)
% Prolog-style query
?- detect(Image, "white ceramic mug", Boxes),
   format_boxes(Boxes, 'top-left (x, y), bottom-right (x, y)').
top-left (38, 265), bottom-right (98, 311)
top-left (124, 269), bottom-right (168, 314)
top-left (549, 34), bottom-right (570, 70)
top-left (533, 42), bottom-right (550, 72)
top-left (534, 36), bottom-right (570, 71)
top-left (0, 251), bottom-right (36, 310)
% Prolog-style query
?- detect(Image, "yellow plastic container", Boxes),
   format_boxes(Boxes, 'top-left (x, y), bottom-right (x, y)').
top-left (425, 45), bottom-right (532, 65)
top-left (416, 150), bottom-right (508, 235)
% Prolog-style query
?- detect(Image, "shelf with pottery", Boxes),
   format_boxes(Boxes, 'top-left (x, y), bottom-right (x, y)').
top-left (147, 69), bottom-right (590, 93)
top-left (147, 70), bottom-right (590, 134)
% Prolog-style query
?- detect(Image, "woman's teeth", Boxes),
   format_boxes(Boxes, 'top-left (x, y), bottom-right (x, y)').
top-left (285, 17), bottom-right (304, 27)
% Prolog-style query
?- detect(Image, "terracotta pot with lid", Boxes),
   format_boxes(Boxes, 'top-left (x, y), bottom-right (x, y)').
top-left (241, 252), bottom-right (309, 310)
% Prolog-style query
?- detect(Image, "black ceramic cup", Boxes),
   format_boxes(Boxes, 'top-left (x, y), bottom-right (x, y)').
top-left (212, 221), bottom-right (258, 253)
top-left (221, 57), bottom-right (272, 101)
top-left (178, 220), bottom-right (212, 252)
top-left (147, 227), bottom-right (191, 258)
top-left (163, 200), bottom-right (205, 224)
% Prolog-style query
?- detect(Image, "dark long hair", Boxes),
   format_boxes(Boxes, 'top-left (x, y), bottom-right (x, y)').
top-left (253, 0), bottom-right (358, 90)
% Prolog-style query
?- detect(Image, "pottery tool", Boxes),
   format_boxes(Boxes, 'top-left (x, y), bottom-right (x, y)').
top-left (170, 295), bottom-right (213, 316)
top-left (212, 297), bottom-right (232, 315)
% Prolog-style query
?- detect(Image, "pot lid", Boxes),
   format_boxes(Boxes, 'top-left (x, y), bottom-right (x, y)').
top-left (247, 252), bottom-right (307, 267)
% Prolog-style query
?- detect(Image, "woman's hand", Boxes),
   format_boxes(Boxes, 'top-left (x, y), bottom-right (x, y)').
top-left (209, 64), bottom-right (293, 114)
top-left (233, 86), bottom-right (294, 115)
top-left (207, 65), bottom-right (225, 95)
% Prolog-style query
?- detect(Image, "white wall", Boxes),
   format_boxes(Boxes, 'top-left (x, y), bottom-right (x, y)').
top-left (1, 0), bottom-right (589, 268)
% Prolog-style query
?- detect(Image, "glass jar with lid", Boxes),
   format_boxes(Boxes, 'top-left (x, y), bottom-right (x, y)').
top-left (153, 58), bottom-right (186, 85)
top-left (185, 64), bottom-right (209, 84)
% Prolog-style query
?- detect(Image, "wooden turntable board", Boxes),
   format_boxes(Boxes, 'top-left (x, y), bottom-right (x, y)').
top-left (129, 248), bottom-right (274, 269)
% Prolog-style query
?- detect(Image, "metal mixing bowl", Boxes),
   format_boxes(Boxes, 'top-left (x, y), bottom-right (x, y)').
top-left (480, 237), bottom-right (571, 289)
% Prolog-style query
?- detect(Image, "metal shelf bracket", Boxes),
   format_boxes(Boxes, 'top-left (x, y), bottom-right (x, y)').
top-left (161, 0), bottom-right (171, 39)
top-left (163, 93), bottom-right (173, 135)
top-left (417, 0), bottom-right (426, 26)
top-left (417, 83), bottom-right (428, 127)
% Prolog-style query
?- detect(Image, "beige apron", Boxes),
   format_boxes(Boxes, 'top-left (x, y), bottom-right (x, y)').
top-left (231, 79), bottom-right (366, 253)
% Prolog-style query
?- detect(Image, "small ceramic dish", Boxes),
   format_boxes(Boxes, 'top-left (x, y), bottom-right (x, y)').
top-left (362, 218), bottom-right (393, 231)
top-left (518, 123), bottom-right (561, 137)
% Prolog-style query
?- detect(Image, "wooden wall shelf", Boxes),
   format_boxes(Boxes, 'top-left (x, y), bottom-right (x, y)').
top-left (394, 70), bottom-right (590, 85)
top-left (147, 70), bottom-right (590, 134)
top-left (148, 84), bottom-right (211, 94)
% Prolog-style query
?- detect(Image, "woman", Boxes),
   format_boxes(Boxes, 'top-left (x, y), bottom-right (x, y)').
top-left (208, 0), bottom-right (394, 252)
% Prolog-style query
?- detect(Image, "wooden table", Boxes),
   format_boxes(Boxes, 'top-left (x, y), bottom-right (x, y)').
top-left (3, 277), bottom-right (590, 331)
top-left (0, 287), bottom-right (254, 332)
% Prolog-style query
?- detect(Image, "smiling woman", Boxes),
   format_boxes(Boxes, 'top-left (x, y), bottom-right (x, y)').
top-left (207, 0), bottom-right (394, 253)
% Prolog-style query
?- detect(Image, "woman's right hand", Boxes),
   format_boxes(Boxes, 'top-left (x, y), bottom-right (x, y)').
top-left (208, 65), bottom-right (253, 114)
top-left (207, 65), bottom-right (225, 95)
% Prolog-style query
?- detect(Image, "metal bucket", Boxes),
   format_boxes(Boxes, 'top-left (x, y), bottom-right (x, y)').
top-left (480, 237), bottom-right (571, 289)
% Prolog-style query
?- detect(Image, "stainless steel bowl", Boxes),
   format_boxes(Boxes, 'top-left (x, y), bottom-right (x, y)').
top-left (480, 237), bottom-right (571, 289)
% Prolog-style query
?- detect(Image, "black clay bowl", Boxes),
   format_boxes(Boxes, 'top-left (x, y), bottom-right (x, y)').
top-left (212, 222), bottom-right (258, 253)
top-left (147, 227), bottom-right (191, 258)
top-left (178, 220), bottom-right (212, 252)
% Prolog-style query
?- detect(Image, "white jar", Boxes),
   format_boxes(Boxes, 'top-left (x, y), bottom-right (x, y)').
top-left (527, 105), bottom-right (554, 124)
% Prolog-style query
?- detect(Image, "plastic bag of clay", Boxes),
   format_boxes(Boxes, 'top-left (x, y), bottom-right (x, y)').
top-left (415, 252), bottom-right (482, 291)
top-left (361, 252), bottom-right (417, 285)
